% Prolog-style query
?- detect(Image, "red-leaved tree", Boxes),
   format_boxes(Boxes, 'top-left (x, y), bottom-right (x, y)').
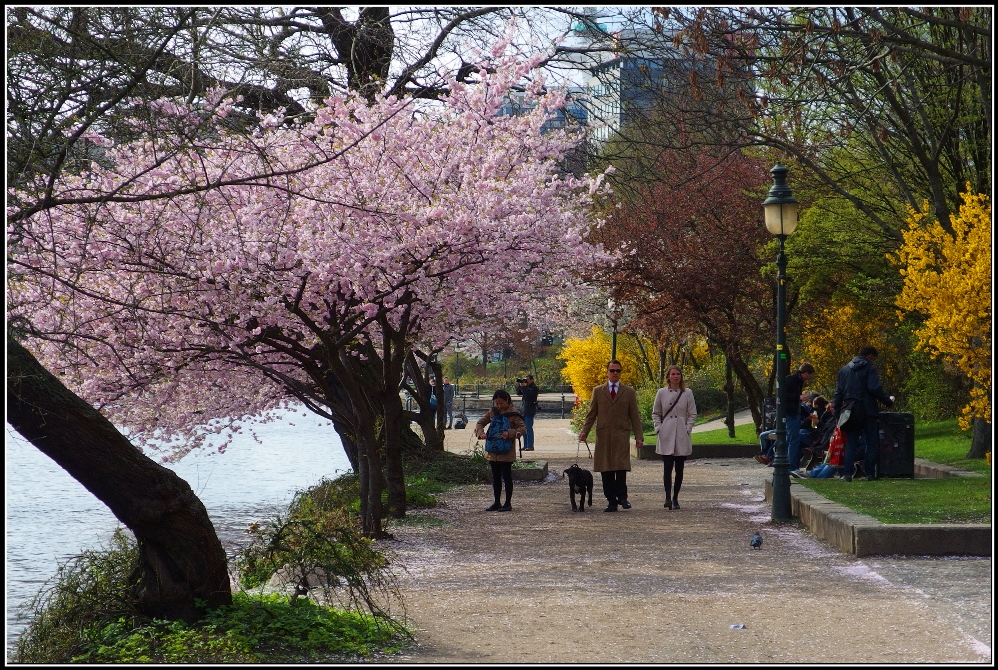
top-left (594, 147), bottom-right (774, 428)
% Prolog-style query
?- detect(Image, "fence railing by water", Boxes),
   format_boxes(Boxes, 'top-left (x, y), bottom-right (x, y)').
top-left (403, 386), bottom-right (576, 419)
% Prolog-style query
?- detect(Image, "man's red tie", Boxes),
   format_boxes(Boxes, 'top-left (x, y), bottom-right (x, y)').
top-left (610, 385), bottom-right (616, 399)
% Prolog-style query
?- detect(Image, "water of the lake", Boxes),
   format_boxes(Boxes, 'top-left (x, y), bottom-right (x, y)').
top-left (5, 405), bottom-right (351, 658)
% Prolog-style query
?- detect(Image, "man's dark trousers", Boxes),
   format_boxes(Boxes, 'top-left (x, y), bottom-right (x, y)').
top-left (843, 415), bottom-right (880, 478)
top-left (601, 470), bottom-right (628, 505)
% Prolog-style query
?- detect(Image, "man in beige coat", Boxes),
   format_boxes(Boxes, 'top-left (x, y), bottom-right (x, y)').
top-left (578, 360), bottom-right (644, 512)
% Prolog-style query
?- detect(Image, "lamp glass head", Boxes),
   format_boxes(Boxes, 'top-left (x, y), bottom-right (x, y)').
top-left (764, 201), bottom-right (799, 236)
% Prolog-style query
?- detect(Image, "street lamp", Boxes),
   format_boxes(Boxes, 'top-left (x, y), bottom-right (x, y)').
top-left (762, 163), bottom-right (799, 522)
top-left (608, 298), bottom-right (618, 360)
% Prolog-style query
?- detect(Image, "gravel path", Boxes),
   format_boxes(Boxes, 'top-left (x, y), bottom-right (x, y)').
top-left (379, 444), bottom-right (992, 664)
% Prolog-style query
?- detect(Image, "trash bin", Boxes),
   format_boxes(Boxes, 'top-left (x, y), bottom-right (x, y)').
top-left (877, 412), bottom-right (915, 477)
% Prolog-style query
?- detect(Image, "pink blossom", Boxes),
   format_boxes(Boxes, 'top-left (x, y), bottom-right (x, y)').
top-left (9, 48), bottom-right (612, 458)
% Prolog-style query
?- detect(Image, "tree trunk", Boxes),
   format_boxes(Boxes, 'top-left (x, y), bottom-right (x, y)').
top-left (376, 325), bottom-right (408, 520)
top-left (403, 351), bottom-right (444, 453)
top-left (7, 336), bottom-right (231, 622)
top-left (633, 335), bottom-right (656, 382)
top-left (320, 368), bottom-right (361, 472)
top-left (723, 356), bottom-right (736, 438)
top-left (381, 393), bottom-right (407, 519)
top-left (344, 353), bottom-right (388, 538)
top-left (726, 346), bottom-right (765, 431)
top-left (967, 417), bottom-right (991, 459)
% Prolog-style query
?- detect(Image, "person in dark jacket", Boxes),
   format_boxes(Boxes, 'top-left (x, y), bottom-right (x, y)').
top-left (832, 346), bottom-right (895, 481)
top-left (797, 395), bottom-right (829, 469)
top-left (784, 362), bottom-right (815, 476)
top-left (811, 397), bottom-right (836, 453)
top-left (515, 374), bottom-right (539, 451)
top-left (442, 376), bottom-right (455, 429)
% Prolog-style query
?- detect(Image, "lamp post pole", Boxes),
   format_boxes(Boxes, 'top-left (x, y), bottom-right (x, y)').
top-left (771, 233), bottom-right (792, 521)
top-left (608, 298), bottom-right (618, 360)
top-left (611, 319), bottom-right (618, 361)
top-left (762, 164), bottom-right (799, 523)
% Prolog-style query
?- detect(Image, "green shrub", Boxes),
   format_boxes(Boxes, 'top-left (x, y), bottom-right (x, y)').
top-left (636, 382), bottom-right (658, 433)
top-left (900, 353), bottom-right (966, 422)
top-left (399, 476), bottom-right (446, 508)
top-left (236, 478), bottom-right (407, 630)
top-left (73, 616), bottom-right (257, 663)
top-left (403, 448), bottom-right (490, 486)
top-left (72, 592), bottom-right (408, 663)
top-left (687, 387), bottom-right (729, 419)
top-left (13, 528), bottom-right (139, 664)
top-left (571, 399), bottom-right (590, 437)
top-left (199, 592), bottom-right (408, 662)
top-left (13, 529), bottom-right (409, 664)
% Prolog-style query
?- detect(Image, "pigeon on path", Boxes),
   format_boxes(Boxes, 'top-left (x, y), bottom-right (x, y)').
top-left (750, 532), bottom-right (763, 549)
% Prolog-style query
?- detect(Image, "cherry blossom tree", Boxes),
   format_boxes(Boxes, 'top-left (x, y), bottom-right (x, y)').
top-left (10, 49), bottom-right (610, 537)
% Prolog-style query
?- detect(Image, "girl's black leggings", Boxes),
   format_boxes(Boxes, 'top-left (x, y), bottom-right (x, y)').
top-left (490, 461), bottom-right (513, 504)
top-left (662, 455), bottom-right (687, 499)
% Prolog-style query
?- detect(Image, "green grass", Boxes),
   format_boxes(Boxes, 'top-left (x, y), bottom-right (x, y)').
top-left (799, 476), bottom-right (990, 524)
top-left (654, 417), bottom-right (991, 525)
top-left (799, 418), bottom-right (991, 524)
top-left (685, 422), bottom-right (759, 444)
top-left (907, 419), bottom-right (988, 474)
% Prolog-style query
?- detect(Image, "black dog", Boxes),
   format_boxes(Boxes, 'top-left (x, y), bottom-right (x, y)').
top-left (563, 464), bottom-right (594, 512)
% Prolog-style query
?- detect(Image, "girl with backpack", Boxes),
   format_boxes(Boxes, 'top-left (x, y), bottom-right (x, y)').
top-left (474, 389), bottom-right (526, 512)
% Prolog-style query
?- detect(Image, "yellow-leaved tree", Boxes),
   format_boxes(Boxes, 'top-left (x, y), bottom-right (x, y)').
top-left (801, 303), bottom-right (899, 397)
top-left (559, 326), bottom-right (648, 400)
top-left (892, 187), bottom-right (991, 435)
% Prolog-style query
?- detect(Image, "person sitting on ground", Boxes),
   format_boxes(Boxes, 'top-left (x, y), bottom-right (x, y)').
top-left (784, 362), bottom-right (817, 478)
top-left (810, 397), bottom-right (836, 457)
top-left (808, 422), bottom-right (845, 478)
top-left (806, 424), bottom-right (865, 479)
top-left (798, 395), bottom-right (830, 469)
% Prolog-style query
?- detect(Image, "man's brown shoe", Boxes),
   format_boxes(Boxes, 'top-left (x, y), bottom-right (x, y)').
top-left (754, 455), bottom-right (772, 465)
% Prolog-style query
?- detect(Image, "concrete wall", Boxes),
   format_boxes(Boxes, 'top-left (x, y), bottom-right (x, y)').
top-left (633, 443), bottom-right (757, 460)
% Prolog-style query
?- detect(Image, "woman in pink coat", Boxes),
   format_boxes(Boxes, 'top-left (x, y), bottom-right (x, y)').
top-left (653, 366), bottom-right (697, 510)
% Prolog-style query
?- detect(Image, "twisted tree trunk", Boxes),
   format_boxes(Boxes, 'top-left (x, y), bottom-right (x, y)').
top-left (7, 336), bottom-right (231, 622)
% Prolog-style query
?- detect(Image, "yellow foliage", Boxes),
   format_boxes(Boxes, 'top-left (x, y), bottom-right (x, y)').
top-left (801, 303), bottom-right (898, 395)
top-left (892, 187), bottom-right (992, 428)
top-left (558, 326), bottom-right (653, 399)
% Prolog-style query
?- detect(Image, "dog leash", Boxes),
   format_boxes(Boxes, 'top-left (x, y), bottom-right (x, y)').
top-left (577, 438), bottom-right (592, 460)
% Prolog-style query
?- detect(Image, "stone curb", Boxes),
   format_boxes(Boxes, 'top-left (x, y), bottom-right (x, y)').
top-left (764, 469), bottom-right (991, 557)
top-left (484, 460), bottom-right (548, 482)
top-left (632, 443), bottom-right (757, 460)
top-left (914, 457), bottom-right (986, 478)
